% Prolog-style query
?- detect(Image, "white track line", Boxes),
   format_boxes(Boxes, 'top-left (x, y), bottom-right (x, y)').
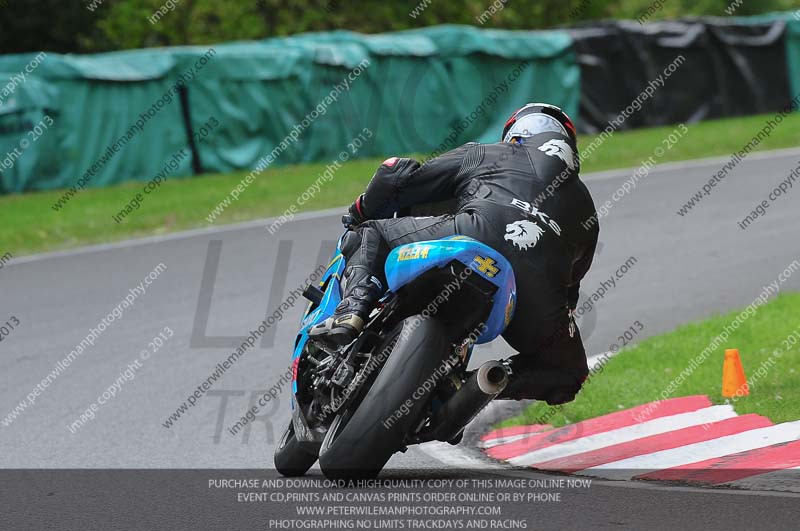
top-left (417, 441), bottom-right (489, 469)
top-left (580, 421), bottom-right (800, 481)
top-left (7, 206), bottom-right (346, 266)
top-left (507, 405), bottom-right (736, 467)
top-left (586, 351), bottom-right (614, 371)
top-left (420, 437), bottom-right (800, 498)
top-left (581, 146), bottom-right (800, 182)
top-left (478, 350), bottom-right (614, 450)
top-left (479, 432), bottom-right (544, 449)
top-left (444, 349), bottom-right (800, 495)
top-left (422, 352), bottom-right (616, 462)
top-left (11, 147), bottom-right (800, 266)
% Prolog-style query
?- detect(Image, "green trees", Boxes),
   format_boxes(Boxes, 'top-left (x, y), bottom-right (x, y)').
top-left (0, 0), bottom-right (796, 54)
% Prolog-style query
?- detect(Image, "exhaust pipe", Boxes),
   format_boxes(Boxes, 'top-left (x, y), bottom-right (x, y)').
top-left (427, 360), bottom-right (509, 443)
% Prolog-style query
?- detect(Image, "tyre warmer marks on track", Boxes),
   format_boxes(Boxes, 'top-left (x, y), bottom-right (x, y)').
top-left (481, 396), bottom-right (800, 493)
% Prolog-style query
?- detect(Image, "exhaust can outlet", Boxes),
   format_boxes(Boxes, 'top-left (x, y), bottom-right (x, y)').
top-left (427, 360), bottom-right (509, 443)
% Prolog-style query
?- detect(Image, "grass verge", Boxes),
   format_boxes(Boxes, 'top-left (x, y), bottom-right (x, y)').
top-left (2, 111), bottom-right (800, 256)
top-left (498, 292), bottom-right (800, 429)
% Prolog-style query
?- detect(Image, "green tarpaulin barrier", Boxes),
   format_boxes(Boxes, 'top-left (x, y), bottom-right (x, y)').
top-left (0, 26), bottom-right (578, 194)
top-left (786, 16), bottom-right (800, 100)
top-left (3, 14), bottom-right (800, 195)
top-left (0, 50), bottom-right (192, 194)
top-left (170, 44), bottom-right (313, 174)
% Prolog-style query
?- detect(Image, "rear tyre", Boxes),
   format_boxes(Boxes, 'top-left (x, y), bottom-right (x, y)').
top-left (318, 315), bottom-right (452, 479)
top-left (273, 421), bottom-right (318, 477)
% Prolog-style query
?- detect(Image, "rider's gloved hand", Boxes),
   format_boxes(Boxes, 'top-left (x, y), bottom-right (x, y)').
top-left (343, 194), bottom-right (367, 229)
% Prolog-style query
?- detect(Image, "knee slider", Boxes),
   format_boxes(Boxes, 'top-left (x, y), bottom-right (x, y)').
top-left (544, 387), bottom-right (578, 405)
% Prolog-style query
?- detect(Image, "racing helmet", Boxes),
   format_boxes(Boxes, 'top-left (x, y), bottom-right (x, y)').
top-left (501, 103), bottom-right (577, 145)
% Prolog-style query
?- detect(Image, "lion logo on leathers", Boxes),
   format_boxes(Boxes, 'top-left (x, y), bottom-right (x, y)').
top-left (504, 220), bottom-right (544, 251)
top-left (538, 138), bottom-right (576, 170)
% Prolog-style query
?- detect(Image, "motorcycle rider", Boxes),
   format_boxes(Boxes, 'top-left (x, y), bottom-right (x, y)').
top-left (309, 103), bottom-right (599, 405)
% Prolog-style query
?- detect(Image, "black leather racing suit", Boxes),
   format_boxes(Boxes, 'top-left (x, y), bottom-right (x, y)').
top-left (344, 132), bottom-right (599, 403)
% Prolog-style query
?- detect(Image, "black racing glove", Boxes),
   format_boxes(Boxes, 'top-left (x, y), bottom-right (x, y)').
top-left (342, 194), bottom-right (367, 229)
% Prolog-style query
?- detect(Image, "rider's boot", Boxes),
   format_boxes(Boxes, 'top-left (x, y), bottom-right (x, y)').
top-left (308, 265), bottom-right (382, 347)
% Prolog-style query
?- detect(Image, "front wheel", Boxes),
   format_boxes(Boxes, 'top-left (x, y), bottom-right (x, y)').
top-left (318, 315), bottom-right (452, 479)
top-left (273, 421), bottom-right (318, 477)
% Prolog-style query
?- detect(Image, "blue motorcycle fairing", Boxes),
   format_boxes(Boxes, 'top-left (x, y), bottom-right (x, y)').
top-left (290, 234), bottom-right (517, 407)
top-left (384, 236), bottom-right (516, 344)
top-left (290, 245), bottom-right (347, 400)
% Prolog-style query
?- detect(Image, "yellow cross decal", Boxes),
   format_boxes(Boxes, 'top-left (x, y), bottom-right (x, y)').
top-left (473, 255), bottom-right (500, 278)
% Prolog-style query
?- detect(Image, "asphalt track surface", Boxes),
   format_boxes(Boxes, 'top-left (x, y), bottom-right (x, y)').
top-left (2, 148), bottom-right (800, 529)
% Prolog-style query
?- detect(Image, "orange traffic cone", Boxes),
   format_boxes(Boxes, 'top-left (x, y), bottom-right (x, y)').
top-left (722, 348), bottom-right (749, 398)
